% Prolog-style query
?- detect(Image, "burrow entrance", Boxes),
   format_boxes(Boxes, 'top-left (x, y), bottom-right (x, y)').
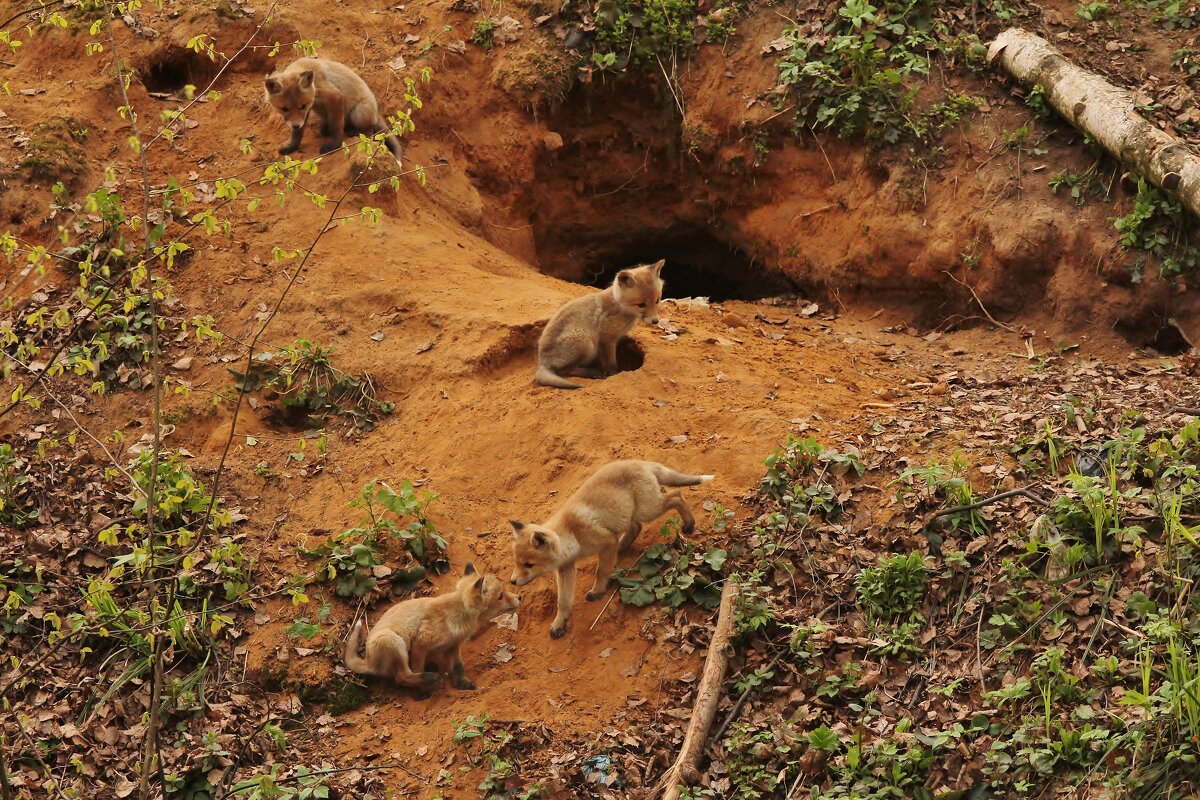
top-left (1116, 313), bottom-right (1193, 356)
top-left (576, 224), bottom-right (796, 302)
top-left (138, 46), bottom-right (221, 95)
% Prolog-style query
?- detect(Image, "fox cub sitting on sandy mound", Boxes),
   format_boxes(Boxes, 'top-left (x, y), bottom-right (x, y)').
top-left (264, 57), bottom-right (403, 162)
top-left (344, 564), bottom-right (519, 696)
top-left (535, 259), bottom-right (665, 389)
top-left (509, 460), bottom-right (713, 638)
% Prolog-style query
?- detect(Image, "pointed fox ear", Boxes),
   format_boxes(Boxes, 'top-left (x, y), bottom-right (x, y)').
top-left (649, 259), bottom-right (665, 276)
top-left (474, 575), bottom-right (486, 596)
top-left (531, 530), bottom-right (548, 547)
top-left (508, 520), bottom-right (525, 536)
top-left (264, 76), bottom-right (282, 94)
top-left (616, 270), bottom-right (634, 287)
top-left (464, 562), bottom-right (476, 576)
top-left (299, 69), bottom-right (315, 89)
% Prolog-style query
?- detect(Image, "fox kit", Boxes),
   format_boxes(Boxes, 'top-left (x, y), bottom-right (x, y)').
top-left (535, 259), bottom-right (665, 389)
top-left (264, 57), bottom-right (403, 162)
top-left (343, 564), bottom-right (519, 696)
top-left (509, 460), bottom-right (713, 638)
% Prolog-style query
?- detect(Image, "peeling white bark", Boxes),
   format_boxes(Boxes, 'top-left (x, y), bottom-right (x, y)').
top-left (989, 28), bottom-right (1200, 218)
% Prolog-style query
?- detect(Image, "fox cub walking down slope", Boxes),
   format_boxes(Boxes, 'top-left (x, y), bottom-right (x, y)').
top-left (264, 57), bottom-right (403, 162)
top-left (509, 460), bottom-right (713, 638)
top-left (344, 564), bottom-right (519, 696)
top-left (535, 259), bottom-right (666, 389)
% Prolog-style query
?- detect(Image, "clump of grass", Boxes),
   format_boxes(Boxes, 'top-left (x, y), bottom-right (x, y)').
top-left (230, 338), bottom-right (394, 428)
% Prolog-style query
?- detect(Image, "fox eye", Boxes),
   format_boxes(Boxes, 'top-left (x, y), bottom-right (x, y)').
top-left (281, 106), bottom-right (290, 112)
top-left (636, 303), bottom-right (646, 308)
top-left (523, 562), bottom-right (534, 569)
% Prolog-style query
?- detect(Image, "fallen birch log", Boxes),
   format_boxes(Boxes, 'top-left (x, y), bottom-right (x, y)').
top-left (988, 28), bottom-right (1200, 219)
top-left (657, 578), bottom-right (739, 800)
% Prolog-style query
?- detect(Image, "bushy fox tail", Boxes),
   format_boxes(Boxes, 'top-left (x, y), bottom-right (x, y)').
top-left (344, 620), bottom-right (374, 675)
top-left (535, 365), bottom-right (582, 390)
top-left (651, 463), bottom-right (715, 487)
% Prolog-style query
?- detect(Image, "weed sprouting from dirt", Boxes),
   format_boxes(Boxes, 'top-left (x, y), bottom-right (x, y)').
top-left (229, 338), bottom-right (395, 429)
top-left (299, 479), bottom-right (449, 598)
top-left (589, 0), bottom-right (697, 71)
top-left (1114, 177), bottom-right (1200, 282)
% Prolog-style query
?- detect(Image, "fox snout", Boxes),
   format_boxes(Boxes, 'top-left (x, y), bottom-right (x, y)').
top-left (645, 314), bottom-right (660, 325)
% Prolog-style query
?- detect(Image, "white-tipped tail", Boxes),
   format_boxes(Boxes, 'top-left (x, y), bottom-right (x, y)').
top-left (343, 620), bottom-right (373, 675)
top-left (651, 463), bottom-right (716, 487)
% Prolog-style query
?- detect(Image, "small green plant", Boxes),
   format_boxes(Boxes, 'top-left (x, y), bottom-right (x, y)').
top-left (451, 716), bottom-right (541, 797)
top-left (1113, 177), bottom-right (1200, 281)
top-left (895, 454), bottom-right (985, 534)
top-left (591, 0), bottom-right (698, 71)
top-left (855, 550), bottom-right (928, 624)
top-left (1049, 459), bottom-right (1145, 562)
top-left (1150, 0), bottom-right (1200, 30)
top-left (470, 17), bottom-right (495, 51)
top-left (300, 479), bottom-right (448, 597)
top-left (228, 764), bottom-right (333, 799)
top-left (734, 665), bottom-right (776, 698)
top-left (454, 714), bottom-right (490, 743)
top-left (776, 0), bottom-right (937, 144)
top-left (1172, 46), bottom-right (1200, 76)
top-left (1048, 164), bottom-right (1109, 207)
top-left (1076, 1), bottom-right (1108, 21)
top-left (614, 540), bottom-right (727, 609)
top-left (0, 444), bottom-right (33, 527)
top-left (230, 338), bottom-right (394, 428)
top-left (1024, 84), bottom-right (1052, 119)
top-left (761, 436), bottom-right (864, 524)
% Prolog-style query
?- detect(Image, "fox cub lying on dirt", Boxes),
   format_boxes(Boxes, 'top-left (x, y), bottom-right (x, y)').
top-left (509, 460), bottom-right (713, 638)
top-left (264, 57), bottom-right (403, 162)
top-left (344, 564), bottom-right (519, 696)
top-left (535, 259), bottom-right (665, 389)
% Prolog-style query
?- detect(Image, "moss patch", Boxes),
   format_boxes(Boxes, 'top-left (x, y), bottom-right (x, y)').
top-left (18, 117), bottom-right (88, 185)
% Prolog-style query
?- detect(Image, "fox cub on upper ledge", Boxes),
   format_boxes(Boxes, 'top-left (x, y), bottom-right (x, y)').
top-left (535, 259), bottom-right (665, 389)
top-left (264, 57), bottom-right (403, 163)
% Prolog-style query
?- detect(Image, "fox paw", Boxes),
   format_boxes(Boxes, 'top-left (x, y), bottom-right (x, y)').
top-left (586, 590), bottom-right (606, 602)
top-left (452, 676), bottom-right (477, 691)
top-left (550, 622), bottom-right (568, 639)
top-left (277, 143), bottom-right (298, 155)
top-left (319, 141), bottom-right (342, 155)
top-left (682, 519), bottom-right (696, 534)
top-left (418, 672), bottom-right (442, 690)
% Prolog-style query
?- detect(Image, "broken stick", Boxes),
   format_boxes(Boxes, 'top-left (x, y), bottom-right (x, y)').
top-left (657, 578), bottom-right (739, 800)
top-left (988, 28), bottom-right (1200, 219)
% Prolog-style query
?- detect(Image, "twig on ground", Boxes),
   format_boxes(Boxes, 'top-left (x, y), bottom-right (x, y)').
top-left (943, 270), bottom-right (1021, 334)
top-left (810, 126), bottom-right (838, 182)
top-left (712, 651), bottom-right (784, 744)
top-left (1103, 617), bottom-right (1146, 639)
top-left (928, 487), bottom-right (1051, 526)
top-left (589, 591), bottom-right (618, 631)
top-left (656, 579), bottom-right (739, 800)
top-left (0, 732), bottom-right (12, 800)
